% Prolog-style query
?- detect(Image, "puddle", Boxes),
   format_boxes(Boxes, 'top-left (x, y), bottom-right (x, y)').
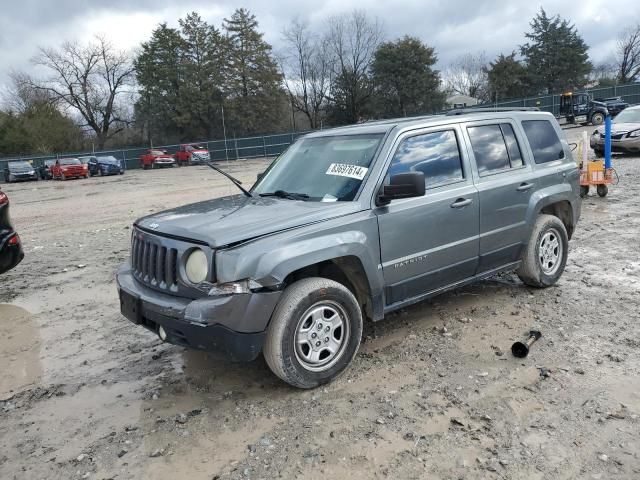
top-left (0, 304), bottom-right (42, 398)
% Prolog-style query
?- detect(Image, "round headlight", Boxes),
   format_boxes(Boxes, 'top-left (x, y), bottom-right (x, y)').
top-left (185, 249), bottom-right (208, 284)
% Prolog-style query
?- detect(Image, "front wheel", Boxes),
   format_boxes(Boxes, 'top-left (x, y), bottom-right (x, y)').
top-left (597, 184), bottom-right (608, 197)
top-left (264, 277), bottom-right (363, 389)
top-left (517, 214), bottom-right (569, 288)
top-left (580, 185), bottom-right (589, 198)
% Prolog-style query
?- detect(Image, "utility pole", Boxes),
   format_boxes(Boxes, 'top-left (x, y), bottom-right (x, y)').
top-left (222, 105), bottom-right (229, 163)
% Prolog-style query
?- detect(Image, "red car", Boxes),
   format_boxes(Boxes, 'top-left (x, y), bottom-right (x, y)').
top-left (139, 149), bottom-right (176, 169)
top-left (174, 144), bottom-right (210, 166)
top-left (52, 158), bottom-right (88, 180)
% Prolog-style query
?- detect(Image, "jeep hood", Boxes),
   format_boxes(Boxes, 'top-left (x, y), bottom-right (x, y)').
top-left (135, 195), bottom-right (363, 247)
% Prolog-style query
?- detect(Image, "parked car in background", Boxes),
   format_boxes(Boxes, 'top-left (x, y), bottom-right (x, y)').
top-left (0, 189), bottom-right (24, 274)
top-left (594, 97), bottom-right (629, 117)
top-left (38, 159), bottom-right (57, 180)
top-left (139, 149), bottom-right (175, 169)
top-left (590, 104), bottom-right (640, 155)
top-left (88, 155), bottom-right (125, 176)
top-left (51, 158), bottom-right (88, 180)
top-left (174, 144), bottom-right (211, 165)
top-left (3, 161), bottom-right (39, 183)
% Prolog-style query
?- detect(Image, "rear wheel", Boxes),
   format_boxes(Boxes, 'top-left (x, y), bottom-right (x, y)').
top-left (264, 277), bottom-right (363, 389)
top-left (591, 112), bottom-right (605, 125)
top-left (517, 214), bottom-right (569, 288)
top-left (597, 184), bottom-right (608, 197)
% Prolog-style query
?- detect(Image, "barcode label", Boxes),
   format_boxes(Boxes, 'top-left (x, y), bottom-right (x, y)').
top-left (325, 163), bottom-right (368, 180)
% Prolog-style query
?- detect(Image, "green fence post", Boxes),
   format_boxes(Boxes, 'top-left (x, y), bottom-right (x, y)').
top-left (262, 136), bottom-right (267, 157)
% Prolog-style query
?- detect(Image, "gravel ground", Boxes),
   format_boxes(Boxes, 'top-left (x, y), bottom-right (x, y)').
top-left (1, 126), bottom-right (639, 480)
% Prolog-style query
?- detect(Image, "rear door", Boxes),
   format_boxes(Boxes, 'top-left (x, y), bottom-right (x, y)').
top-left (376, 126), bottom-right (479, 307)
top-left (464, 120), bottom-right (537, 274)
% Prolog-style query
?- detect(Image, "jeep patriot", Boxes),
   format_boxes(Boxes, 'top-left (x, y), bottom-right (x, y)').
top-left (117, 110), bottom-right (581, 388)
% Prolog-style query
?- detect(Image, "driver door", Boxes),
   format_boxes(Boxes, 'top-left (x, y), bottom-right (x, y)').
top-left (376, 127), bottom-right (480, 308)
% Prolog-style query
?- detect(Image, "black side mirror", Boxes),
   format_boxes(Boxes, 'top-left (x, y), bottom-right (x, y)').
top-left (378, 172), bottom-right (425, 205)
top-left (256, 172), bottom-right (264, 182)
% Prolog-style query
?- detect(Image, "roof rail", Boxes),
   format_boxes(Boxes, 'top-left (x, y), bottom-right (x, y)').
top-left (445, 107), bottom-right (540, 116)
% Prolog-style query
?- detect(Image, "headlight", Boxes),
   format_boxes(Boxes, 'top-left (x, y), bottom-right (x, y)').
top-left (628, 129), bottom-right (640, 138)
top-left (208, 279), bottom-right (263, 296)
top-left (185, 249), bottom-right (209, 284)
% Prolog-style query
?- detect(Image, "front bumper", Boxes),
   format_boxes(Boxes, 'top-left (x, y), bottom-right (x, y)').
top-left (116, 262), bottom-right (282, 361)
top-left (590, 135), bottom-right (640, 153)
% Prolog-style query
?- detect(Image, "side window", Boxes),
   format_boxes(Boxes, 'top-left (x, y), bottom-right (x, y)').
top-left (521, 120), bottom-right (565, 164)
top-left (467, 123), bottom-right (525, 175)
top-left (501, 124), bottom-right (523, 168)
top-left (389, 130), bottom-right (464, 188)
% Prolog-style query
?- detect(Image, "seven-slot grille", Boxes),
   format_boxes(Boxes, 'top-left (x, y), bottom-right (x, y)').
top-left (131, 233), bottom-right (178, 292)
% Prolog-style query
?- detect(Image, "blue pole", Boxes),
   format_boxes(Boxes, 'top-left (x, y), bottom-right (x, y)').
top-left (604, 114), bottom-right (612, 170)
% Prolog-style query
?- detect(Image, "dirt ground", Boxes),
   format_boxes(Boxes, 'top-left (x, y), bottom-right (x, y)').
top-left (1, 125), bottom-right (639, 480)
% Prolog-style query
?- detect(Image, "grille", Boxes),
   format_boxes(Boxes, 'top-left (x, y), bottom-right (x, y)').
top-left (131, 234), bottom-right (178, 292)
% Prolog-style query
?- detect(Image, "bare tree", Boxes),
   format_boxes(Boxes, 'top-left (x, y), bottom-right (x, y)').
top-left (15, 36), bottom-right (135, 149)
top-left (281, 18), bottom-right (332, 129)
top-left (325, 10), bottom-right (384, 123)
top-left (444, 52), bottom-right (490, 102)
top-left (616, 25), bottom-right (640, 83)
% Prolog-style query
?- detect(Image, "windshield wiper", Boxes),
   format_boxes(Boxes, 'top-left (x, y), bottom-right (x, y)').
top-left (259, 190), bottom-right (309, 201)
top-left (206, 162), bottom-right (252, 197)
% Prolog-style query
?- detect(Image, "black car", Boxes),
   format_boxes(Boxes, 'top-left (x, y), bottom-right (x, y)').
top-left (38, 159), bottom-right (57, 180)
top-left (87, 155), bottom-right (125, 176)
top-left (594, 97), bottom-right (629, 117)
top-left (0, 189), bottom-right (24, 274)
top-left (3, 161), bottom-right (39, 183)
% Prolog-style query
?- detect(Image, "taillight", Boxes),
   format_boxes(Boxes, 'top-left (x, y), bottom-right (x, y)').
top-left (8, 233), bottom-right (20, 246)
top-left (0, 191), bottom-right (7, 206)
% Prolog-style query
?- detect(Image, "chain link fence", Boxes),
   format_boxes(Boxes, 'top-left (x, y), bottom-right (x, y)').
top-left (0, 131), bottom-right (309, 173)
top-left (2, 82), bottom-right (640, 175)
top-left (475, 82), bottom-right (640, 115)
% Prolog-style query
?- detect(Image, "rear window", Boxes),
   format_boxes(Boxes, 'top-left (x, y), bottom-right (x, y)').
top-left (521, 120), bottom-right (565, 164)
top-left (59, 158), bottom-right (81, 165)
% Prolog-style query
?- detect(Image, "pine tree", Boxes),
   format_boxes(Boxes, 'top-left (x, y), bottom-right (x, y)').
top-left (371, 36), bottom-right (444, 117)
top-left (486, 52), bottom-right (530, 100)
top-left (223, 8), bottom-right (285, 135)
top-left (520, 8), bottom-right (591, 94)
top-left (135, 23), bottom-right (187, 143)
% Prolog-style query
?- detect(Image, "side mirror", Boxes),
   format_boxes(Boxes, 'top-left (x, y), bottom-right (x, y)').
top-left (378, 172), bottom-right (425, 205)
top-left (256, 172), bottom-right (264, 182)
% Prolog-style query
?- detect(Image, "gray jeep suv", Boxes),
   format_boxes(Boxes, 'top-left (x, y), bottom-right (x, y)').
top-left (117, 110), bottom-right (580, 388)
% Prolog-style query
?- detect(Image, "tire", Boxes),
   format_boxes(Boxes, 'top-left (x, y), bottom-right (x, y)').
top-left (517, 214), bottom-right (569, 288)
top-left (597, 184), bottom-right (608, 197)
top-left (591, 112), bottom-right (605, 125)
top-left (264, 277), bottom-right (363, 389)
top-left (580, 185), bottom-right (589, 198)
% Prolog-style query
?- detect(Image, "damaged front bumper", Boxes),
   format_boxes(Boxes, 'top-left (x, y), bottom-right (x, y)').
top-left (116, 262), bottom-right (282, 361)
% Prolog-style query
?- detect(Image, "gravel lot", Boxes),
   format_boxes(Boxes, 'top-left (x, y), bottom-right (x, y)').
top-left (1, 126), bottom-right (639, 480)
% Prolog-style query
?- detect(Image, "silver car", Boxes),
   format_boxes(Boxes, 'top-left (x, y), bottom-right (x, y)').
top-left (590, 104), bottom-right (640, 155)
top-left (117, 110), bottom-right (581, 388)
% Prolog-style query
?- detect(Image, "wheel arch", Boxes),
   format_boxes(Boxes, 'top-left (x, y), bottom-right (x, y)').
top-left (283, 256), bottom-right (376, 320)
top-left (539, 200), bottom-right (574, 239)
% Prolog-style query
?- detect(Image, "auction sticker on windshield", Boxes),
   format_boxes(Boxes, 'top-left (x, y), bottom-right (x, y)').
top-left (326, 163), bottom-right (368, 180)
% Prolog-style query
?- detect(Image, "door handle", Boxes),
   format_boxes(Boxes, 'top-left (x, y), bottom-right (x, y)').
top-left (517, 182), bottom-right (534, 192)
top-left (450, 198), bottom-right (472, 209)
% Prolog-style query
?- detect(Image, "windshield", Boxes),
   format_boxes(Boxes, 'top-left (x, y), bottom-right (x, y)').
top-left (614, 108), bottom-right (640, 124)
top-left (252, 134), bottom-right (383, 201)
top-left (190, 145), bottom-right (206, 150)
top-left (150, 150), bottom-right (166, 156)
top-left (60, 158), bottom-right (81, 166)
top-left (97, 156), bottom-right (120, 164)
top-left (78, 157), bottom-right (91, 163)
top-left (9, 161), bottom-right (32, 169)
